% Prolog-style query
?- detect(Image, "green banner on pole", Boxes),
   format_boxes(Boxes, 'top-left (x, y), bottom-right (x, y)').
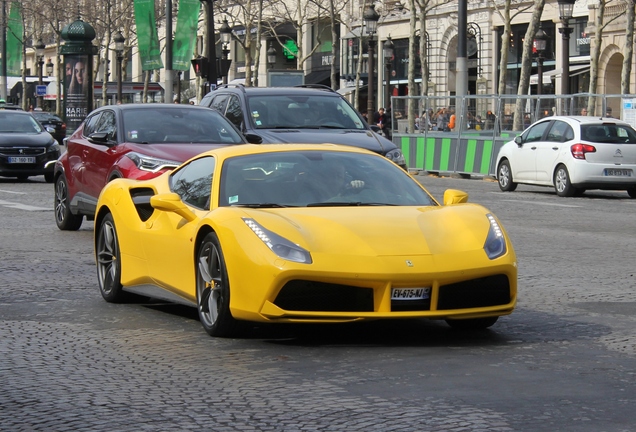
top-left (6, 1), bottom-right (23, 77)
top-left (173, 0), bottom-right (199, 70)
top-left (134, 0), bottom-right (164, 71)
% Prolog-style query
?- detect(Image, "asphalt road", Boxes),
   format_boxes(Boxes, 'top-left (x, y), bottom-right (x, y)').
top-left (1, 174), bottom-right (635, 431)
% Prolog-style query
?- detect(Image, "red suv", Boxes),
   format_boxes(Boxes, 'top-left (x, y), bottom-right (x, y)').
top-left (54, 103), bottom-right (247, 230)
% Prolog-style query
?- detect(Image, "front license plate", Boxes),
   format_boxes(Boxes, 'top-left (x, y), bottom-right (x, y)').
top-left (391, 287), bottom-right (431, 300)
top-left (604, 168), bottom-right (632, 177)
top-left (8, 156), bottom-right (36, 164)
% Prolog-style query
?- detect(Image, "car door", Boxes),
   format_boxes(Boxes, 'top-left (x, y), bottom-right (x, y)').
top-left (535, 120), bottom-right (574, 183)
top-left (65, 112), bottom-right (101, 204)
top-left (512, 120), bottom-right (552, 182)
top-left (82, 110), bottom-right (120, 206)
top-left (142, 156), bottom-right (215, 297)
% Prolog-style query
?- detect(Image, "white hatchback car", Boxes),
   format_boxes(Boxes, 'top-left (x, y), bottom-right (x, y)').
top-left (496, 116), bottom-right (636, 197)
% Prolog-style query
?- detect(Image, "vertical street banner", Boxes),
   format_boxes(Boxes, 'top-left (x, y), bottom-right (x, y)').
top-left (134, 0), bottom-right (164, 71)
top-left (6, 1), bottom-right (23, 76)
top-left (64, 54), bottom-right (90, 133)
top-left (172, 0), bottom-right (200, 70)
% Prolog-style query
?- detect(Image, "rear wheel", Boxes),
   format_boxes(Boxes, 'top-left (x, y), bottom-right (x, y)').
top-left (445, 316), bottom-right (499, 330)
top-left (96, 213), bottom-right (126, 302)
top-left (196, 232), bottom-right (238, 337)
top-left (55, 175), bottom-right (83, 230)
top-left (497, 160), bottom-right (517, 192)
top-left (554, 165), bottom-right (579, 197)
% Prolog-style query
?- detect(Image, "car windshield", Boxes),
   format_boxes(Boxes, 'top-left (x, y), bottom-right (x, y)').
top-left (246, 94), bottom-right (366, 130)
top-left (122, 107), bottom-right (245, 144)
top-left (581, 124), bottom-right (636, 144)
top-left (219, 150), bottom-right (436, 208)
top-left (33, 113), bottom-right (61, 122)
top-left (0, 113), bottom-right (44, 133)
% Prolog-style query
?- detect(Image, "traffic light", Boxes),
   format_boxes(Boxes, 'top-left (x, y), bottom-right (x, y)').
top-left (191, 57), bottom-right (208, 78)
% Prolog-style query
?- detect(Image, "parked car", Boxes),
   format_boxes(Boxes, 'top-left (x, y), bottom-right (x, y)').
top-left (199, 84), bottom-right (406, 169)
top-left (54, 103), bottom-right (249, 231)
top-left (94, 143), bottom-right (517, 338)
top-left (496, 115), bottom-right (636, 197)
top-left (0, 110), bottom-right (60, 182)
top-left (31, 112), bottom-right (67, 145)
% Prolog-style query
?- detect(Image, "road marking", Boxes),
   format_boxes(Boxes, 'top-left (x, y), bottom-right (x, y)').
top-left (497, 198), bottom-right (581, 208)
top-left (0, 189), bottom-right (26, 195)
top-left (0, 199), bottom-right (50, 211)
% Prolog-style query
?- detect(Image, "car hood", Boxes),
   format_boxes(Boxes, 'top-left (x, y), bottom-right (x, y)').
top-left (0, 133), bottom-right (55, 146)
top-left (254, 129), bottom-right (395, 154)
top-left (123, 142), bottom-right (240, 162)
top-left (236, 204), bottom-right (493, 256)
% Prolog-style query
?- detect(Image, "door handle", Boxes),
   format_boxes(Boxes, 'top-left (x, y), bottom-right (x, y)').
top-left (552, 147), bottom-right (559, 150)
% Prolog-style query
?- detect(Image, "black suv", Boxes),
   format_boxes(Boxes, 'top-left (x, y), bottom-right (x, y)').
top-left (199, 84), bottom-right (405, 168)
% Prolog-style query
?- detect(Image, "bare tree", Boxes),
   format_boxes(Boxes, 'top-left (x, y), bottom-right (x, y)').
top-left (490, 0), bottom-right (532, 96)
top-left (587, 0), bottom-right (623, 114)
top-left (621, 1), bottom-right (635, 95)
top-left (513, 0), bottom-right (545, 131)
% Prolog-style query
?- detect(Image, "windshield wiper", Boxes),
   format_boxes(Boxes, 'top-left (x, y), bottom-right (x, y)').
top-left (233, 203), bottom-right (294, 208)
top-left (307, 202), bottom-right (397, 207)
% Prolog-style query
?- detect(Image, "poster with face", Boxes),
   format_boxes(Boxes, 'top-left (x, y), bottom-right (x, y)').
top-left (64, 54), bottom-right (91, 133)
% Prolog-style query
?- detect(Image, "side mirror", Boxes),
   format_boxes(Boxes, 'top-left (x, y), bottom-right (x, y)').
top-left (244, 133), bottom-right (263, 144)
top-left (88, 132), bottom-right (114, 145)
top-left (514, 135), bottom-right (523, 146)
top-left (45, 126), bottom-right (56, 134)
top-left (150, 193), bottom-right (197, 222)
top-left (443, 189), bottom-right (469, 205)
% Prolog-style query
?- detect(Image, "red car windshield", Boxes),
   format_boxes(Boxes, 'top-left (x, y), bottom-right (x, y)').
top-left (122, 107), bottom-right (245, 144)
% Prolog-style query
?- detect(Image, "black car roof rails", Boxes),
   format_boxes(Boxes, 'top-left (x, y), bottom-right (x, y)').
top-left (215, 83), bottom-right (247, 93)
top-left (294, 84), bottom-right (336, 93)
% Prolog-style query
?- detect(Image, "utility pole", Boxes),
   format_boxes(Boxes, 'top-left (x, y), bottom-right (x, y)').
top-left (165, 0), bottom-right (174, 103)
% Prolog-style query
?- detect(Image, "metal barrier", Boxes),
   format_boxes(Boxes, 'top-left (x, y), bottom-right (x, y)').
top-left (390, 93), bottom-right (636, 176)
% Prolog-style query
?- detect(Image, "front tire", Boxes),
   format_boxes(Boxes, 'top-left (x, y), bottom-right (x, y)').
top-left (196, 232), bottom-right (238, 337)
top-left (44, 172), bottom-right (54, 183)
top-left (445, 316), bottom-right (499, 330)
top-left (55, 175), bottom-right (83, 230)
top-left (96, 213), bottom-right (125, 302)
top-left (627, 187), bottom-right (636, 198)
top-left (497, 160), bottom-right (517, 192)
top-left (554, 165), bottom-right (579, 197)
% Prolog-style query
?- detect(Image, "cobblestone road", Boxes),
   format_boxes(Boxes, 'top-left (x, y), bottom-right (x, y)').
top-left (1, 175), bottom-right (635, 431)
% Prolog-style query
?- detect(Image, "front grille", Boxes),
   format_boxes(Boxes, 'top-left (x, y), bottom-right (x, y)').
top-left (130, 188), bottom-right (155, 221)
top-left (437, 274), bottom-right (511, 310)
top-left (274, 280), bottom-right (374, 312)
top-left (0, 147), bottom-right (46, 156)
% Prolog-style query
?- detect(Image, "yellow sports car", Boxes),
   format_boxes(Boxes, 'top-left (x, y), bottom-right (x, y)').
top-left (95, 144), bottom-right (517, 337)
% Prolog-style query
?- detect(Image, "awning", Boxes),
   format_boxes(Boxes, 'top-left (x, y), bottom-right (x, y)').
top-left (530, 64), bottom-right (590, 85)
top-left (337, 85), bottom-right (367, 95)
top-left (304, 70), bottom-right (331, 85)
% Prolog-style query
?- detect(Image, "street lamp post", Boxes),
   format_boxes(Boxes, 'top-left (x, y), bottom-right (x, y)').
top-left (35, 39), bottom-right (45, 109)
top-left (364, 4), bottom-right (380, 122)
top-left (558, 0), bottom-right (576, 103)
top-left (219, 18), bottom-right (232, 85)
top-left (533, 27), bottom-right (548, 96)
top-left (383, 36), bottom-right (393, 113)
top-left (114, 31), bottom-right (125, 104)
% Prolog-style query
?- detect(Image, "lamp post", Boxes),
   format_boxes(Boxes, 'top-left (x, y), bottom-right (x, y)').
top-left (363, 4), bottom-right (380, 122)
top-left (114, 31), bottom-right (125, 104)
top-left (35, 39), bottom-right (45, 109)
top-left (383, 36), bottom-right (393, 113)
top-left (267, 43), bottom-right (276, 70)
top-left (200, 0), bottom-right (218, 92)
top-left (558, 0), bottom-right (575, 102)
top-left (219, 18), bottom-right (232, 85)
top-left (533, 26), bottom-right (548, 96)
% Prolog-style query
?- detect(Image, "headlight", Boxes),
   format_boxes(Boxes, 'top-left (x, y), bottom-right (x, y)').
top-left (484, 213), bottom-right (507, 259)
top-left (385, 148), bottom-right (406, 166)
top-left (243, 218), bottom-right (312, 264)
top-left (47, 142), bottom-right (61, 156)
top-left (126, 152), bottom-right (181, 173)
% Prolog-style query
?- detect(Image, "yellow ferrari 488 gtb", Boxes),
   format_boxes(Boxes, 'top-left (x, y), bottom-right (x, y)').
top-left (95, 144), bottom-right (517, 337)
